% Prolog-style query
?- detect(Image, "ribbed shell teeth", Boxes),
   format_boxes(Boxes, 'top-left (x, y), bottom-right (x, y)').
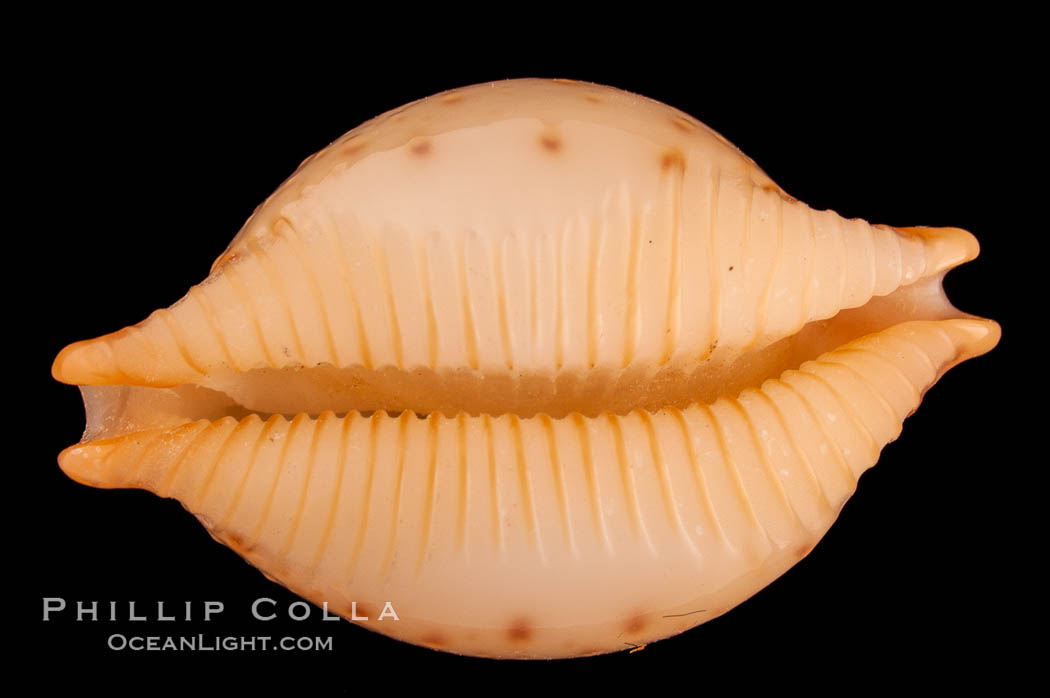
top-left (52, 219), bottom-right (980, 391)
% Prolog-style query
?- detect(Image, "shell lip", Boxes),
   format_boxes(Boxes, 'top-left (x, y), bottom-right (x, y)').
top-left (54, 272), bottom-right (1000, 451)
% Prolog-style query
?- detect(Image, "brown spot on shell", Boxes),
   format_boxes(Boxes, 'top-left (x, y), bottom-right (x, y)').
top-left (223, 531), bottom-right (252, 555)
top-left (410, 138), bottom-right (432, 156)
top-left (539, 131), bottom-right (562, 153)
top-left (796, 543), bottom-right (815, 559)
top-left (661, 148), bottom-right (685, 173)
top-left (584, 92), bottom-right (603, 103)
top-left (341, 139), bottom-right (366, 157)
top-left (624, 614), bottom-right (647, 634)
top-left (764, 183), bottom-right (797, 202)
top-left (507, 618), bottom-right (532, 642)
top-left (421, 633), bottom-right (446, 647)
top-left (352, 603), bottom-right (374, 620)
top-left (671, 116), bottom-right (697, 132)
top-left (551, 78), bottom-right (578, 85)
top-left (440, 92), bottom-right (464, 104)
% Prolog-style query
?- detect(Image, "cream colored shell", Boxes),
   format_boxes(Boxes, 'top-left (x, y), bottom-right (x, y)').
top-left (53, 78), bottom-right (999, 659)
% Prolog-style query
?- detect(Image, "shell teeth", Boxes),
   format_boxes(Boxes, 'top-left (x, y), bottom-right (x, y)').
top-left (54, 220), bottom-right (983, 391)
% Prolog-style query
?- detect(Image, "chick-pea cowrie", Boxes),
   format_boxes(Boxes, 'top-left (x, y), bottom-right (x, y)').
top-left (53, 78), bottom-right (999, 659)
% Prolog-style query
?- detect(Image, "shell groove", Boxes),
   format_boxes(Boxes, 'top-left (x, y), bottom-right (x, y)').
top-left (53, 78), bottom-right (999, 659)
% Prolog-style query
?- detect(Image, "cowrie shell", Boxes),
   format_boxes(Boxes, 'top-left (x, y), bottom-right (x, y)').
top-left (53, 78), bottom-right (999, 658)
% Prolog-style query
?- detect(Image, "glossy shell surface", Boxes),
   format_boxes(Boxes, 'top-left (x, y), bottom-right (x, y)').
top-left (53, 78), bottom-right (999, 658)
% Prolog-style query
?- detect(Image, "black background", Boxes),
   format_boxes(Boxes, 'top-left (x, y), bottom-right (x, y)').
top-left (19, 30), bottom-right (1032, 691)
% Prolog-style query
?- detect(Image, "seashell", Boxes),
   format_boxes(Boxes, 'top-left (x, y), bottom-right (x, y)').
top-left (52, 78), bottom-right (999, 659)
